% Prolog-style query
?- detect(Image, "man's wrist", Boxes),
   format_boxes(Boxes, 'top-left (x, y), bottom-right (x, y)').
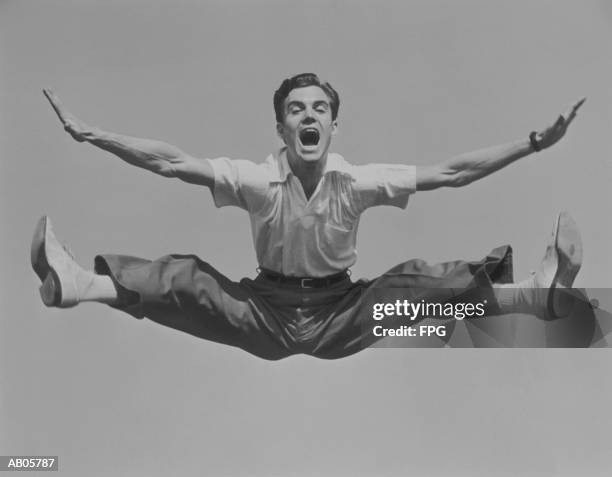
top-left (529, 131), bottom-right (542, 152)
top-left (84, 126), bottom-right (105, 143)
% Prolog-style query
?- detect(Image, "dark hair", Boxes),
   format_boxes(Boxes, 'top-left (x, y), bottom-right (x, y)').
top-left (273, 73), bottom-right (340, 123)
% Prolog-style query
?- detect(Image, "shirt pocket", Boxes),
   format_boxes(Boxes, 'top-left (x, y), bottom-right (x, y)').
top-left (320, 222), bottom-right (355, 263)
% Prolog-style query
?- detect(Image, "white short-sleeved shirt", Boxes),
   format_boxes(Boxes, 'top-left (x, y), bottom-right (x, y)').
top-left (208, 147), bottom-right (416, 277)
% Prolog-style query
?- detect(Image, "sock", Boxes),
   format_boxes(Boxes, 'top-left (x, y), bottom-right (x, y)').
top-left (492, 276), bottom-right (539, 314)
top-left (77, 271), bottom-right (120, 305)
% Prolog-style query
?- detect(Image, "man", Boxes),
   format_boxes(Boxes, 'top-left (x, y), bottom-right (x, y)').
top-left (32, 73), bottom-right (586, 359)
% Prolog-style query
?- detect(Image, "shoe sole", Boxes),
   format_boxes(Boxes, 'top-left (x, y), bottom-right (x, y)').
top-left (31, 215), bottom-right (64, 307)
top-left (554, 212), bottom-right (583, 286)
top-left (547, 211), bottom-right (583, 318)
top-left (31, 216), bottom-right (50, 282)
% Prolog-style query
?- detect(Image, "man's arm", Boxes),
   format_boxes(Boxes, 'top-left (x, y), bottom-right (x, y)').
top-left (416, 97), bottom-right (586, 192)
top-left (43, 89), bottom-right (214, 188)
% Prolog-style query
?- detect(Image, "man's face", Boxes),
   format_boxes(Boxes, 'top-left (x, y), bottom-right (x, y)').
top-left (277, 85), bottom-right (338, 164)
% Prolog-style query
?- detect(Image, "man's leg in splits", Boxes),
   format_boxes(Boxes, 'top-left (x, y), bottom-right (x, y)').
top-left (306, 212), bottom-right (589, 358)
top-left (30, 216), bottom-right (294, 360)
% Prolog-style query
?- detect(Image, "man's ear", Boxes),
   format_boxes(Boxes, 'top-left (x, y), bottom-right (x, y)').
top-left (276, 122), bottom-right (285, 141)
top-left (331, 120), bottom-right (339, 136)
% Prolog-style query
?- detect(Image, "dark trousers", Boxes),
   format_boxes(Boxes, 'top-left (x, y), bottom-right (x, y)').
top-left (94, 246), bottom-right (514, 360)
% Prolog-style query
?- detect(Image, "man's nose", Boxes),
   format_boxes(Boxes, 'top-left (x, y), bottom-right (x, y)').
top-left (302, 109), bottom-right (316, 123)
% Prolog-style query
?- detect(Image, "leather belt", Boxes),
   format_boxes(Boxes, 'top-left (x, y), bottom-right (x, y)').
top-left (258, 268), bottom-right (350, 288)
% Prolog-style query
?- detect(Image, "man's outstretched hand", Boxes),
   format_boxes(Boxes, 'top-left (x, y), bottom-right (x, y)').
top-left (536, 97), bottom-right (586, 151)
top-left (43, 88), bottom-right (92, 142)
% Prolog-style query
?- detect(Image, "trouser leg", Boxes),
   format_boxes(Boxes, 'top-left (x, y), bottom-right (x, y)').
top-left (94, 253), bottom-right (294, 360)
top-left (307, 245), bottom-right (513, 359)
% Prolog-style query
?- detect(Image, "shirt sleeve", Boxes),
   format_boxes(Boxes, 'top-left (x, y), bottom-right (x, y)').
top-left (207, 157), bottom-right (270, 213)
top-left (349, 163), bottom-right (417, 213)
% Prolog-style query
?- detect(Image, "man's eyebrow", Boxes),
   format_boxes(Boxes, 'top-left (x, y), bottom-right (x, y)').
top-left (286, 100), bottom-right (305, 109)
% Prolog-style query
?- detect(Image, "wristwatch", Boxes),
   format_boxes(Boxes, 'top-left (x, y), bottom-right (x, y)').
top-left (529, 131), bottom-right (542, 152)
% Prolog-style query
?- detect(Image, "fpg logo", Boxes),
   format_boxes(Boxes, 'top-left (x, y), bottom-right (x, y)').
top-left (419, 325), bottom-right (446, 337)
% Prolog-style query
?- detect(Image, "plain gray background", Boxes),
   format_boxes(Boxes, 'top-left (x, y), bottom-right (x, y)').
top-left (1, 1), bottom-right (611, 475)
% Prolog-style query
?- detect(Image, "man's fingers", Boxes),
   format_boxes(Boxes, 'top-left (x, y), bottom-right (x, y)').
top-left (564, 96), bottom-right (587, 125)
top-left (42, 88), bottom-right (68, 124)
top-left (572, 96), bottom-right (587, 113)
top-left (539, 97), bottom-right (586, 146)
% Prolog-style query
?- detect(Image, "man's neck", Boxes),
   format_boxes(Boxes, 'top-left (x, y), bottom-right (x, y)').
top-left (286, 150), bottom-right (328, 199)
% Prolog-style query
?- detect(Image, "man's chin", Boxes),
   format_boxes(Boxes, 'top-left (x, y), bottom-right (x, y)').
top-left (296, 146), bottom-right (326, 163)
top-left (298, 154), bottom-right (323, 163)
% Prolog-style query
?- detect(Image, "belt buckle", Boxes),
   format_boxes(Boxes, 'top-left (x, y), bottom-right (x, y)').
top-left (300, 278), bottom-right (316, 288)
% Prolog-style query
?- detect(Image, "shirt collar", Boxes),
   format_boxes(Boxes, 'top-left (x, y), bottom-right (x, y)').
top-left (269, 147), bottom-right (353, 184)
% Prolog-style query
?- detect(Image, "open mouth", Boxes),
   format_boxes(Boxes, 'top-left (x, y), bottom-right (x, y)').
top-left (299, 128), bottom-right (320, 147)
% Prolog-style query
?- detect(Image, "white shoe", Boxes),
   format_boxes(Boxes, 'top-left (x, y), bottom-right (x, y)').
top-left (31, 216), bottom-right (89, 308)
top-left (532, 211), bottom-right (583, 319)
